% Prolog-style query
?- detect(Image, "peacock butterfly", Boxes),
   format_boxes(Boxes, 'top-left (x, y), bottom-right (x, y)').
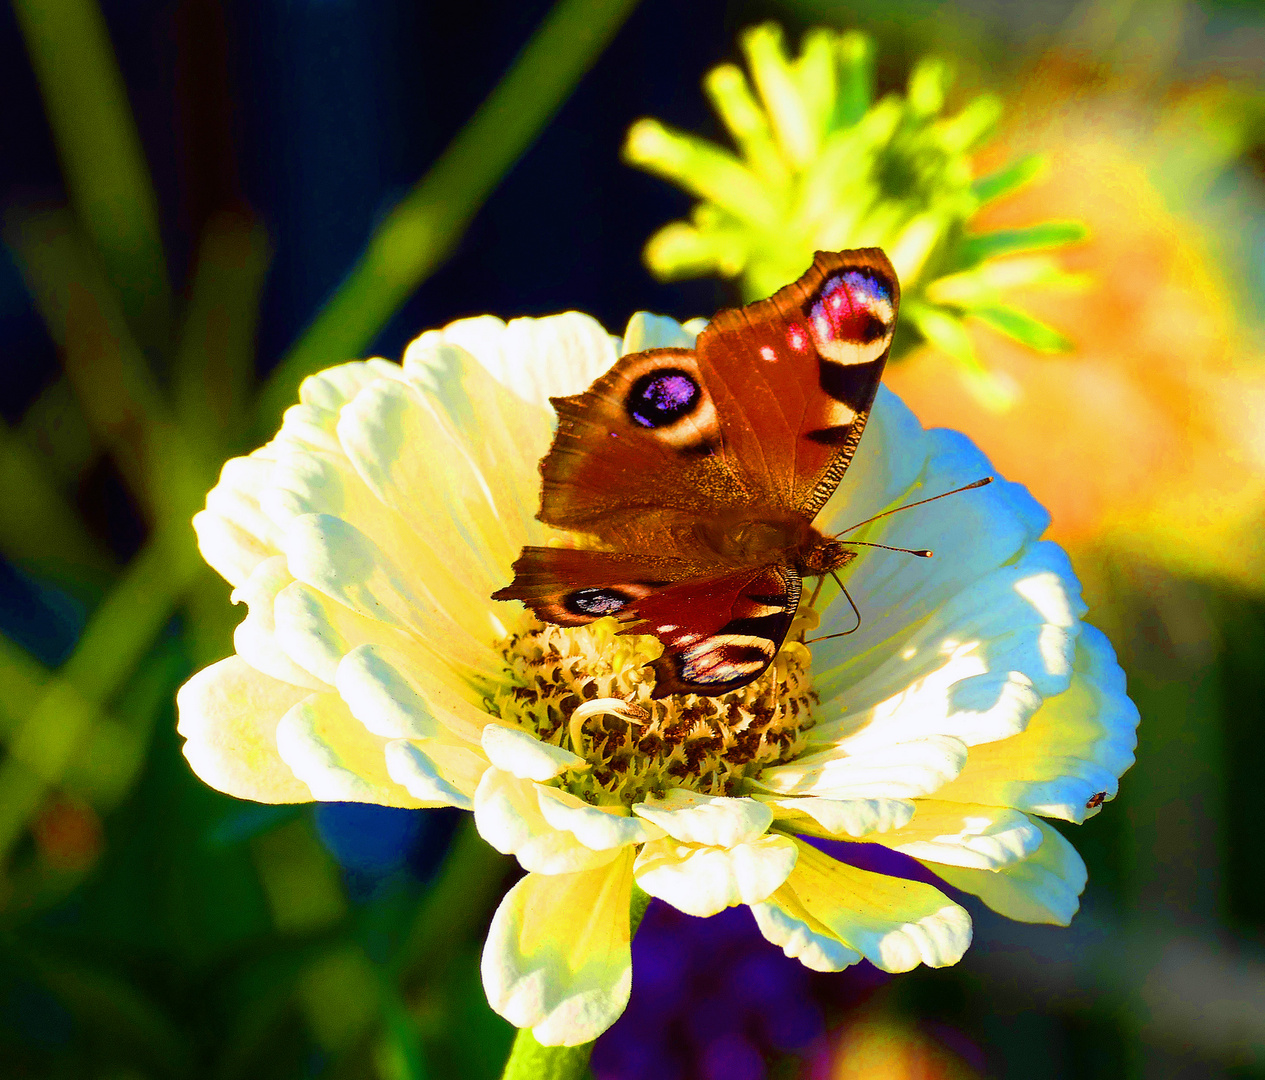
top-left (493, 248), bottom-right (902, 698)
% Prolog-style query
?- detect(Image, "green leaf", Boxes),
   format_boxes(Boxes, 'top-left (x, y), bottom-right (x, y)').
top-left (957, 221), bottom-right (1089, 265)
top-left (972, 154), bottom-right (1048, 204)
top-left (968, 303), bottom-right (1075, 353)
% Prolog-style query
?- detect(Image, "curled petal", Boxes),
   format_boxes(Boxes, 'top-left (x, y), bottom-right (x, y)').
top-left (195, 450), bottom-right (284, 587)
top-left (814, 543), bottom-right (1084, 751)
top-left (775, 840), bottom-right (973, 972)
top-left (759, 735), bottom-right (968, 799)
top-left (931, 625), bottom-right (1138, 822)
top-left (176, 656), bottom-right (311, 803)
top-left (634, 834), bottom-right (798, 917)
top-left (633, 789), bottom-right (773, 847)
top-left (274, 692), bottom-right (422, 807)
top-left (874, 800), bottom-right (1044, 869)
top-left (474, 769), bottom-right (619, 875)
top-left (231, 555), bottom-right (327, 691)
top-left (751, 887), bottom-right (863, 973)
top-left (928, 818), bottom-right (1087, 926)
top-left (536, 787), bottom-right (664, 850)
top-left (337, 643), bottom-right (488, 744)
top-left (482, 724), bottom-right (587, 782)
top-left (384, 740), bottom-right (482, 810)
top-left (760, 796), bottom-right (915, 838)
top-left (481, 853), bottom-right (635, 1046)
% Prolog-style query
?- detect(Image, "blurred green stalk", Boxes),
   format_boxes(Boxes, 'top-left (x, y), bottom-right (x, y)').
top-left (256, 0), bottom-right (644, 435)
top-left (10, 0), bottom-right (173, 355)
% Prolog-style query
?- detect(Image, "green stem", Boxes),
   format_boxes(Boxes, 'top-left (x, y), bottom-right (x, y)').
top-left (254, 0), bottom-right (643, 437)
top-left (11, 0), bottom-right (172, 353)
top-left (499, 885), bottom-right (653, 1080)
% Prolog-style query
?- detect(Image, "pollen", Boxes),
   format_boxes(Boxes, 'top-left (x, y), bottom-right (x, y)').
top-left (490, 616), bottom-right (816, 804)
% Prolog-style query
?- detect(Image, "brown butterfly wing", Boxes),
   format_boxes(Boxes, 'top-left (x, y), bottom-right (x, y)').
top-left (499, 247), bottom-right (899, 697)
top-left (696, 247), bottom-right (900, 517)
top-left (538, 249), bottom-right (898, 546)
top-left (493, 549), bottom-right (800, 697)
top-left (540, 347), bottom-right (743, 554)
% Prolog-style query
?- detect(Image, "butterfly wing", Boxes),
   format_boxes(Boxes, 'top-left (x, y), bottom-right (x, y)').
top-left (538, 247), bottom-right (899, 546)
top-left (696, 247), bottom-right (899, 517)
top-left (497, 247), bottom-right (898, 697)
top-left (494, 548), bottom-right (801, 697)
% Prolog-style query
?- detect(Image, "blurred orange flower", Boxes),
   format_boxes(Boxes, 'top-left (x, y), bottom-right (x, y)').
top-left (886, 65), bottom-right (1265, 584)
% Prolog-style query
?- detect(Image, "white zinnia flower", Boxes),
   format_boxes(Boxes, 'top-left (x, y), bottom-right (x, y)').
top-left (177, 310), bottom-right (1138, 1047)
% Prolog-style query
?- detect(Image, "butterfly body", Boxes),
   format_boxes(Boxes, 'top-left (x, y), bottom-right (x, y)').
top-left (494, 248), bottom-right (900, 698)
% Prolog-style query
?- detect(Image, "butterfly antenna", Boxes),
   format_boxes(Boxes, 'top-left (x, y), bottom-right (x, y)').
top-left (834, 477), bottom-right (993, 538)
top-left (841, 540), bottom-right (933, 557)
top-left (803, 571), bottom-right (861, 644)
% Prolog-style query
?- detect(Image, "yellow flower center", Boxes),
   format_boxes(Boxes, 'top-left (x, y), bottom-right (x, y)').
top-left (491, 617), bottom-right (817, 804)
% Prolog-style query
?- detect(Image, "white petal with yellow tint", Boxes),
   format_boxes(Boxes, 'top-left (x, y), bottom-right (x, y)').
top-left (632, 789), bottom-right (773, 847)
top-left (758, 735), bottom-right (967, 799)
top-left (337, 642), bottom-right (488, 744)
top-left (282, 513), bottom-right (504, 679)
top-left (751, 886), bottom-right (863, 972)
top-left (812, 543), bottom-right (1084, 751)
top-left (297, 358), bottom-right (403, 419)
top-left (274, 692), bottom-right (423, 807)
top-left (194, 449), bottom-right (284, 587)
top-left (230, 555), bottom-right (327, 691)
top-left (760, 796), bottom-right (915, 838)
top-left (434, 313), bottom-right (618, 410)
top-left (779, 840), bottom-right (973, 972)
top-left (633, 834), bottom-right (798, 917)
top-left (931, 626), bottom-right (1138, 823)
top-left (620, 311), bottom-right (696, 353)
top-left (384, 739), bottom-right (477, 810)
top-left (536, 787), bottom-right (664, 850)
top-left (481, 853), bottom-right (634, 1047)
top-left (927, 819), bottom-right (1087, 926)
top-left (815, 428), bottom-right (1046, 689)
top-left (405, 341), bottom-right (548, 553)
top-left (336, 375), bottom-right (516, 589)
top-left (873, 801), bottom-right (1043, 869)
top-left (272, 579), bottom-right (475, 693)
top-left (176, 656), bottom-right (311, 803)
top-left (473, 769), bottom-right (620, 875)
top-left (481, 724), bottom-right (586, 782)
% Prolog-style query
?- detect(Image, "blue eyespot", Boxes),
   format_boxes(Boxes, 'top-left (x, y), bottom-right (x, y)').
top-left (564, 588), bottom-right (630, 616)
top-left (626, 369), bottom-right (700, 428)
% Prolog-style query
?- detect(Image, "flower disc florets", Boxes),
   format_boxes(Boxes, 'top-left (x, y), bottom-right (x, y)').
top-left (492, 618), bottom-right (816, 804)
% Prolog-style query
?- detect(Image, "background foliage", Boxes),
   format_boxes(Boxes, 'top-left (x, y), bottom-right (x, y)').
top-left (1, 1), bottom-right (1264, 1078)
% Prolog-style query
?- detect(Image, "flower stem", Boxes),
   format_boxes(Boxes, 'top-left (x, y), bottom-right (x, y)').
top-left (499, 884), bottom-right (653, 1080)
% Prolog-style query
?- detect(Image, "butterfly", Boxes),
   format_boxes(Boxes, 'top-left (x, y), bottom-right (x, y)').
top-left (493, 248), bottom-right (901, 699)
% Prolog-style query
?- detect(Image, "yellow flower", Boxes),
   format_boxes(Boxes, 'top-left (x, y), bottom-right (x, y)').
top-left (177, 310), bottom-right (1137, 1046)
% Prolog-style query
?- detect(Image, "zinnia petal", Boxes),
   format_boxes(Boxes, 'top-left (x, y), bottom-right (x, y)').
top-left (761, 840), bottom-right (974, 972)
top-left (176, 656), bottom-right (311, 803)
top-left (930, 625), bottom-right (1139, 822)
top-left (274, 692), bottom-right (423, 807)
top-left (927, 818), bottom-right (1088, 926)
top-left (481, 853), bottom-right (635, 1046)
top-left (633, 834), bottom-right (798, 917)
top-left (473, 769), bottom-right (621, 874)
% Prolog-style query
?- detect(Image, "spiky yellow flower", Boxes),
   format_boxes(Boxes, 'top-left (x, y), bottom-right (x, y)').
top-left (177, 310), bottom-right (1137, 1046)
